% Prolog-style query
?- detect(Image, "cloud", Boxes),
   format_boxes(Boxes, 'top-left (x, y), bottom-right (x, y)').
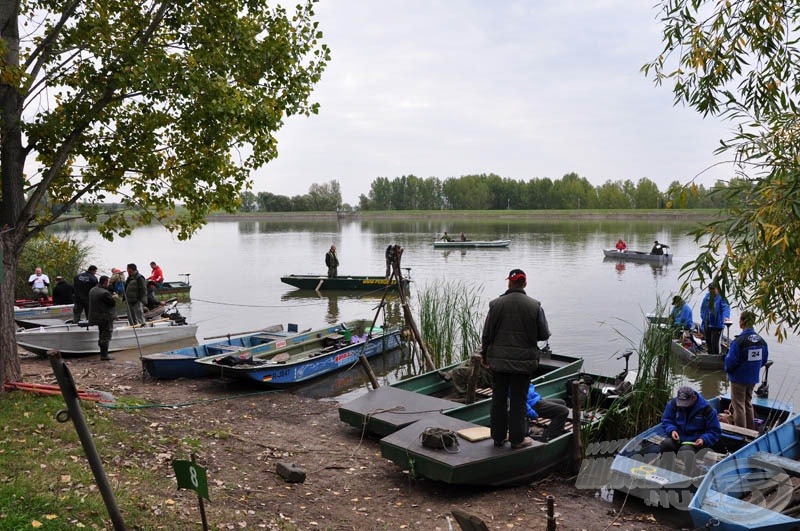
top-left (257, 0), bottom-right (732, 204)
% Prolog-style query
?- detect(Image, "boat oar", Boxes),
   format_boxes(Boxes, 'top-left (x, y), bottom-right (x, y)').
top-left (203, 324), bottom-right (284, 340)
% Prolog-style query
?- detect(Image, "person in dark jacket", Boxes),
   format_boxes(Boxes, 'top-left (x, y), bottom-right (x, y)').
top-left (480, 268), bottom-right (551, 449)
top-left (52, 276), bottom-right (75, 305)
top-left (385, 244), bottom-right (396, 279)
top-left (725, 311), bottom-right (769, 430)
top-left (660, 386), bottom-right (721, 455)
top-left (525, 383), bottom-right (569, 442)
top-left (88, 275), bottom-right (118, 361)
top-left (125, 263), bottom-right (147, 325)
top-left (325, 245), bottom-right (339, 278)
top-left (72, 265), bottom-right (98, 322)
top-left (700, 282), bottom-right (731, 355)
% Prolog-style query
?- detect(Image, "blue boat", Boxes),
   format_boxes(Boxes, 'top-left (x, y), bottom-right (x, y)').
top-left (141, 323), bottom-right (327, 379)
top-left (194, 319), bottom-right (403, 387)
top-left (609, 395), bottom-right (793, 510)
top-left (689, 414), bottom-right (800, 530)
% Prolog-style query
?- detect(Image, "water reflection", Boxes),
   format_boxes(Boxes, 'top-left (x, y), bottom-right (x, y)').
top-left (602, 256), bottom-right (670, 277)
top-left (280, 290), bottom-right (405, 325)
top-left (673, 361), bottom-right (728, 400)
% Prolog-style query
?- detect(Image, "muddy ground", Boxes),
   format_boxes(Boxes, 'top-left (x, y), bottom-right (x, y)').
top-left (17, 353), bottom-right (692, 530)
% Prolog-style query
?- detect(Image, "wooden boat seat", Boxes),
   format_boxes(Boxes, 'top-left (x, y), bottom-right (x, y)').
top-left (721, 423), bottom-right (760, 440)
top-left (749, 453), bottom-right (800, 477)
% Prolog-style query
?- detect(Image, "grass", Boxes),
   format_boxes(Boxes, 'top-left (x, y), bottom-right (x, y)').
top-left (416, 280), bottom-right (484, 367)
top-left (0, 393), bottom-right (207, 530)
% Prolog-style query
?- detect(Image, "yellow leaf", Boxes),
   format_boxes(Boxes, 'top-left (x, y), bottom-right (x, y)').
top-left (45, 514), bottom-right (57, 520)
top-left (32, 520), bottom-right (42, 528)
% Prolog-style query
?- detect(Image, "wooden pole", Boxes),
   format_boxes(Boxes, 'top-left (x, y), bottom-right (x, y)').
top-left (571, 380), bottom-right (584, 474)
top-left (465, 353), bottom-right (482, 404)
top-left (391, 247), bottom-right (436, 371)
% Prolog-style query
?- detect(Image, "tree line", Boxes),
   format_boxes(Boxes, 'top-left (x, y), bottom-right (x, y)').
top-left (240, 172), bottom-right (739, 212)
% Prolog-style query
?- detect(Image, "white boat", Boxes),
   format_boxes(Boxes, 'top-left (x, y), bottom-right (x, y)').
top-left (603, 248), bottom-right (672, 264)
top-left (433, 239), bottom-right (511, 249)
top-left (14, 303), bottom-right (74, 322)
top-left (16, 312), bottom-right (198, 356)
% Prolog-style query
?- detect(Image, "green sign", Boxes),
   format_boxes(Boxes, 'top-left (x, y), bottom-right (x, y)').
top-left (172, 459), bottom-right (210, 501)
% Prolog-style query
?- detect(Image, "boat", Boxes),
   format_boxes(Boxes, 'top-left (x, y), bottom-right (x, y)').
top-left (155, 280), bottom-right (192, 301)
top-left (141, 323), bottom-right (331, 379)
top-left (433, 239), bottom-right (511, 249)
top-left (280, 274), bottom-right (410, 292)
top-left (193, 319), bottom-right (404, 387)
top-left (377, 371), bottom-right (629, 486)
top-left (603, 249), bottom-right (673, 264)
top-left (670, 334), bottom-right (729, 370)
top-left (338, 348), bottom-right (584, 437)
top-left (689, 414), bottom-right (800, 530)
top-left (16, 306), bottom-right (198, 356)
top-left (608, 394), bottom-right (793, 509)
top-left (14, 303), bottom-right (74, 324)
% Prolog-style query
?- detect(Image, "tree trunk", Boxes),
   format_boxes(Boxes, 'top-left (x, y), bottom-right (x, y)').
top-left (1, 2), bottom-right (26, 387)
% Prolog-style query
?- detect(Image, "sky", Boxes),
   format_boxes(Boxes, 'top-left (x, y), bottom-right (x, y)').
top-left (256, 1), bottom-right (734, 206)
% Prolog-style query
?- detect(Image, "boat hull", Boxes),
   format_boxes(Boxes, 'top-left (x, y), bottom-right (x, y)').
top-left (16, 321), bottom-right (199, 356)
top-left (141, 324), bottom-right (339, 379)
top-left (195, 320), bottom-right (404, 387)
top-left (281, 275), bottom-right (409, 291)
top-left (609, 395), bottom-right (793, 509)
top-left (433, 240), bottom-right (510, 249)
top-left (689, 415), bottom-right (800, 530)
top-left (670, 338), bottom-right (726, 370)
top-left (603, 249), bottom-right (672, 264)
top-left (14, 303), bottom-right (74, 322)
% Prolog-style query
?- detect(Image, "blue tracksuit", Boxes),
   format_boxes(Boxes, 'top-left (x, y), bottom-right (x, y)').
top-left (700, 293), bottom-right (730, 330)
top-left (661, 392), bottom-right (721, 447)
top-left (725, 328), bottom-right (768, 384)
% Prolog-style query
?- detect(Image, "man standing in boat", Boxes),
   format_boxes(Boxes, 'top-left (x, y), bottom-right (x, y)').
top-left (724, 311), bottom-right (769, 430)
top-left (325, 245), bottom-right (339, 278)
top-left (650, 240), bottom-right (669, 255)
top-left (89, 275), bottom-right (118, 361)
top-left (700, 282), bottom-right (731, 355)
top-left (480, 268), bottom-right (551, 450)
top-left (125, 263), bottom-right (148, 325)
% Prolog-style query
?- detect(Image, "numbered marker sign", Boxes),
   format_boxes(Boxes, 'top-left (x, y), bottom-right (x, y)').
top-left (172, 459), bottom-right (210, 501)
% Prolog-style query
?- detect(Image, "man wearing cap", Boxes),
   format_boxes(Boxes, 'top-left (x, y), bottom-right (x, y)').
top-left (52, 276), bottom-right (75, 306)
top-left (72, 265), bottom-right (98, 322)
top-left (480, 268), bottom-right (551, 449)
top-left (660, 386), bottom-right (721, 456)
top-left (109, 267), bottom-right (126, 297)
top-left (89, 275), bottom-right (118, 361)
top-left (670, 296), bottom-right (693, 330)
top-left (725, 311), bottom-right (769, 430)
top-left (700, 282), bottom-right (731, 355)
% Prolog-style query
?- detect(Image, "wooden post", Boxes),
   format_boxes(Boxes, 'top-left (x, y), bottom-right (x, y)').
top-left (546, 495), bottom-right (557, 531)
top-left (571, 380), bottom-right (583, 474)
top-left (465, 353), bottom-right (482, 404)
top-left (392, 247), bottom-right (436, 371)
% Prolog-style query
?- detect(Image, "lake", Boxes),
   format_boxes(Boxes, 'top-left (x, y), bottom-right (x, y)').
top-left (57, 217), bottom-right (800, 404)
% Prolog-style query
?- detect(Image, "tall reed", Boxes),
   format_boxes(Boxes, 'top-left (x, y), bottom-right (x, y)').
top-left (417, 280), bottom-right (485, 368)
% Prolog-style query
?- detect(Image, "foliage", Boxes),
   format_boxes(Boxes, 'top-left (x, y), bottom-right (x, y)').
top-left (14, 234), bottom-right (92, 300)
top-left (0, 0), bottom-right (329, 384)
top-left (644, 0), bottom-right (800, 340)
top-left (417, 280), bottom-right (484, 367)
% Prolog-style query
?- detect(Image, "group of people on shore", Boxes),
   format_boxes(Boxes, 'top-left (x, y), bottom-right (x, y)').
top-left (25, 261), bottom-right (166, 360)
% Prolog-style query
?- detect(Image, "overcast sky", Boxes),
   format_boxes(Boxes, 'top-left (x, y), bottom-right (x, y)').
top-left (256, 1), bottom-right (733, 205)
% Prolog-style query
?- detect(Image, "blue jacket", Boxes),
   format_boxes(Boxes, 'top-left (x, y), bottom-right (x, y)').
top-left (725, 328), bottom-right (768, 384)
top-left (671, 303), bottom-right (693, 329)
top-left (525, 385), bottom-right (541, 419)
top-left (700, 293), bottom-right (730, 330)
top-left (661, 392), bottom-right (721, 447)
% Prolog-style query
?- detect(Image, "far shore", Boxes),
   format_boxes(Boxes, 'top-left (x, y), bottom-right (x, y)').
top-left (208, 208), bottom-right (720, 223)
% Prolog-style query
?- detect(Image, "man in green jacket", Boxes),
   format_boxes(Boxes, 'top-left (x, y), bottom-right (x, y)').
top-left (480, 268), bottom-right (551, 450)
top-left (88, 275), bottom-right (118, 361)
top-left (125, 263), bottom-right (147, 326)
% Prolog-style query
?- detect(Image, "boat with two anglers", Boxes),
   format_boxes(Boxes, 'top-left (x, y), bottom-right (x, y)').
top-left (603, 248), bottom-right (672, 264)
top-left (16, 303), bottom-right (198, 356)
top-left (338, 345), bottom-right (585, 437)
top-left (377, 369), bottom-right (634, 486)
top-left (689, 413), bottom-right (800, 530)
top-left (281, 274), bottom-right (410, 292)
top-left (609, 376), bottom-right (792, 510)
top-left (193, 319), bottom-right (404, 387)
top-left (433, 239), bottom-right (511, 249)
top-left (141, 323), bottom-right (333, 379)
top-left (647, 315), bottom-right (732, 370)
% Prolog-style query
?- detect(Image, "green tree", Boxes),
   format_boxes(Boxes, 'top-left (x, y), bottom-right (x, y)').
top-left (239, 191), bottom-right (258, 213)
top-left (307, 180), bottom-right (342, 211)
top-left (644, 0), bottom-right (800, 339)
top-left (633, 177), bottom-right (662, 209)
top-left (0, 0), bottom-right (329, 384)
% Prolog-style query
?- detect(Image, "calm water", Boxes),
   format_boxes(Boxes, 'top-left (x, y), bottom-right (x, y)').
top-left (58, 218), bottom-right (800, 404)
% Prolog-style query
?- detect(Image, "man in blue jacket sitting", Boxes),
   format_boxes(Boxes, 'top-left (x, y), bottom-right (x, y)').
top-left (725, 311), bottom-right (769, 430)
top-left (525, 383), bottom-right (569, 442)
top-left (660, 386), bottom-right (721, 457)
